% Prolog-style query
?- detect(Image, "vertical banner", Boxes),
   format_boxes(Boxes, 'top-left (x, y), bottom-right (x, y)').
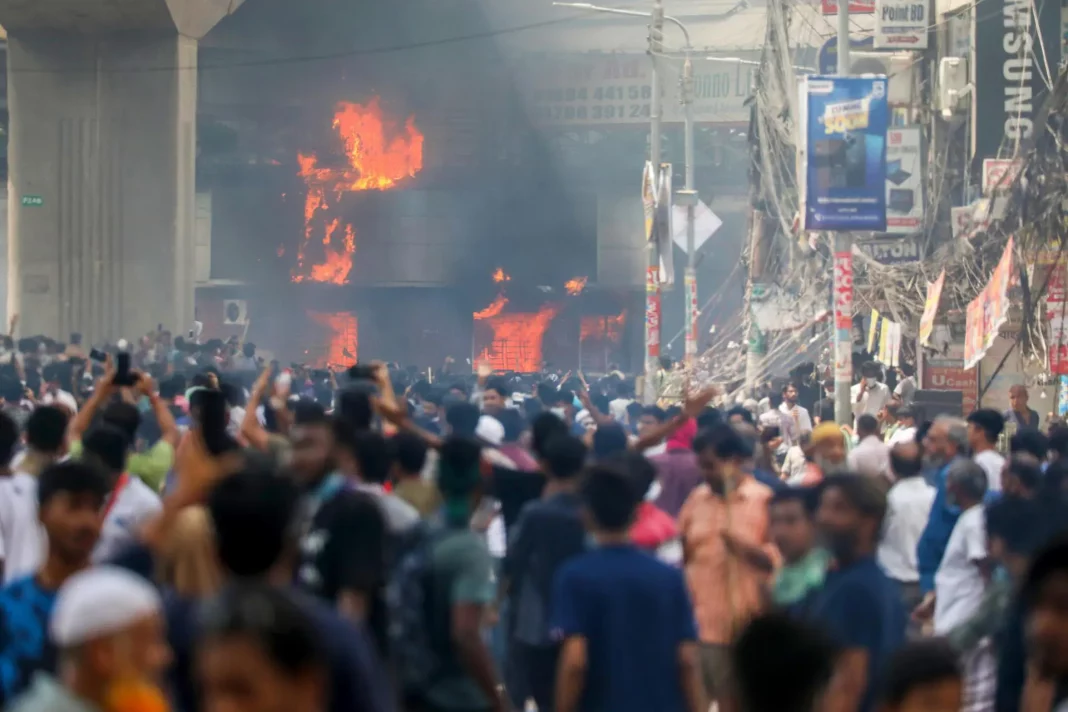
top-left (884, 127), bottom-right (924, 234)
top-left (918, 270), bottom-right (946, 346)
top-left (973, 0), bottom-right (1060, 164)
top-left (964, 237), bottom-right (1015, 369)
top-left (1059, 375), bottom-right (1068, 417)
top-left (868, 309), bottom-right (881, 353)
top-left (642, 161), bottom-right (656, 241)
top-left (1047, 259), bottom-right (1068, 374)
top-left (923, 340), bottom-right (979, 414)
top-left (684, 273), bottom-right (698, 364)
top-left (800, 76), bottom-right (889, 232)
top-left (654, 163), bottom-right (675, 286)
top-left (645, 266), bottom-right (661, 360)
top-left (833, 250), bottom-right (854, 384)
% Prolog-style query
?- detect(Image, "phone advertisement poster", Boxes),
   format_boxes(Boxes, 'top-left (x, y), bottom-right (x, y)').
top-left (799, 76), bottom-right (889, 231)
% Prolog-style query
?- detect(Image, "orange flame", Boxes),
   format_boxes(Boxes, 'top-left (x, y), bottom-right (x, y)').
top-left (293, 98), bottom-right (424, 284)
top-left (580, 310), bottom-right (627, 343)
top-left (474, 294), bottom-right (509, 320)
top-left (475, 305), bottom-right (560, 373)
top-left (492, 268), bottom-right (511, 284)
top-left (307, 310), bottom-right (358, 368)
top-left (565, 276), bottom-right (588, 296)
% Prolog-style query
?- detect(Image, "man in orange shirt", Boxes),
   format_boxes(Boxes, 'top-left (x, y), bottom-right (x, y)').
top-left (679, 422), bottom-right (779, 705)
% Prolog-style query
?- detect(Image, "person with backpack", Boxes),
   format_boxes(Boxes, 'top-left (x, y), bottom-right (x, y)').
top-left (389, 436), bottom-right (506, 712)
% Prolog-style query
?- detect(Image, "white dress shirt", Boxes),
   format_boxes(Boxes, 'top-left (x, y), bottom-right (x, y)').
top-left (851, 381), bottom-right (892, 421)
top-left (878, 476), bottom-right (935, 582)
top-left (888, 426), bottom-right (917, 446)
top-left (0, 473), bottom-right (45, 583)
top-left (848, 435), bottom-right (891, 479)
top-left (777, 403), bottom-right (813, 448)
top-left (933, 505), bottom-right (988, 633)
top-left (973, 449), bottom-right (1005, 492)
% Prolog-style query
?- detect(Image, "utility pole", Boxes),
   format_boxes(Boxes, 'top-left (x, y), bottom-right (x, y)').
top-left (643, 0), bottom-right (665, 404)
top-left (832, 0), bottom-right (854, 425)
top-left (680, 57), bottom-right (699, 367)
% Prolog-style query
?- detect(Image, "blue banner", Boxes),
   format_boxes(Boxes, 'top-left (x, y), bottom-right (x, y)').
top-left (800, 76), bottom-right (889, 232)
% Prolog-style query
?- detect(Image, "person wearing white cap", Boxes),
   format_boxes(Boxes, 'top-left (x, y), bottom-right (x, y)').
top-left (8, 566), bottom-right (170, 712)
top-left (0, 461), bottom-right (108, 705)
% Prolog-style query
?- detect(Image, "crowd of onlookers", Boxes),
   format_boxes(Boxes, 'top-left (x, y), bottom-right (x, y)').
top-left (0, 326), bottom-right (1068, 712)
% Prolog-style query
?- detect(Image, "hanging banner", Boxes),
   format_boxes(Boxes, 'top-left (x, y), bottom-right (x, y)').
top-left (642, 161), bottom-right (655, 241)
top-left (822, 0), bottom-right (876, 14)
top-left (654, 163), bottom-right (675, 286)
top-left (874, 0), bottom-right (929, 49)
top-left (800, 76), bottom-right (889, 232)
top-left (923, 340), bottom-right (979, 415)
top-left (973, 0), bottom-right (1060, 164)
top-left (833, 250), bottom-right (854, 330)
top-left (645, 266), bottom-right (661, 360)
top-left (951, 204), bottom-right (987, 240)
top-left (868, 309), bottom-right (881, 353)
top-left (1047, 260), bottom-right (1068, 374)
top-left (883, 127), bottom-right (924, 234)
top-left (918, 270), bottom-right (945, 347)
top-left (964, 237), bottom-right (1015, 369)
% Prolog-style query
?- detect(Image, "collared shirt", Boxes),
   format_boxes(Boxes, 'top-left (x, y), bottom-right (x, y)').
top-left (678, 478), bottom-right (779, 644)
top-left (878, 476), bottom-right (935, 582)
top-left (1004, 408), bottom-right (1040, 430)
top-left (934, 504), bottom-right (987, 634)
top-left (848, 435), bottom-right (891, 479)
top-left (973, 450), bottom-right (1005, 492)
top-left (917, 457), bottom-right (964, 593)
top-left (851, 381), bottom-right (892, 421)
top-left (894, 376), bottom-right (917, 406)
top-left (651, 450), bottom-right (703, 519)
top-left (888, 425), bottom-right (917, 447)
top-left (0, 474), bottom-right (44, 584)
top-left (777, 403), bottom-right (813, 448)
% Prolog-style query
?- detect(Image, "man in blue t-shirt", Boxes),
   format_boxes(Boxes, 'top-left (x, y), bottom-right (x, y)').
top-left (808, 474), bottom-right (906, 712)
top-left (549, 464), bottom-right (704, 712)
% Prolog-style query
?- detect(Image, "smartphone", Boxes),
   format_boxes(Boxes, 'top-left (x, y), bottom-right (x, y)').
top-left (114, 352), bottom-right (137, 386)
top-left (89, 348), bottom-right (107, 363)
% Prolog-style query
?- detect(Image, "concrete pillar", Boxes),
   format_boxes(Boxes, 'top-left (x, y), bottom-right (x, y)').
top-left (0, 1), bottom-right (240, 343)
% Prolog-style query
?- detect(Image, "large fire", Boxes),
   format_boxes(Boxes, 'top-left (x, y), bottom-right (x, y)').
top-left (580, 310), bottom-right (627, 343)
top-left (293, 98), bottom-right (425, 284)
top-left (475, 305), bottom-right (560, 373)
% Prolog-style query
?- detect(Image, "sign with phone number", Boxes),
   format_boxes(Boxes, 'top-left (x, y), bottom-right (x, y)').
top-left (520, 53), bottom-right (756, 127)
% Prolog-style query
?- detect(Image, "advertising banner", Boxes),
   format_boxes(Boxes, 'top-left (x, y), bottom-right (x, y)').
top-left (1047, 260), bottom-right (1068, 374)
top-left (918, 270), bottom-right (945, 347)
top-left (800, 76), bottom-right (889, 232)
top-left (833, 250), bottom-right (854, 331)
top-left (964, 237), bottom-right (1015, 369)
top-left (951, 204), bottom-right (988, 240)
top-left (884, 127), bottom-right (924, 233)
top-left (973, 0), bottom-right (1060, 163)
top-left (645, 266), bottom-right (661, 360)
top-left (982, 158), bottom-right (1022, 194)
top-left (856, 237), bottom-right (921, 264)
top-left (874, 0), bottom-right (929, 48)
top-left (923, 342), bottom-right (979, 415)
top-left (822, 0), bottom-right (876, 14)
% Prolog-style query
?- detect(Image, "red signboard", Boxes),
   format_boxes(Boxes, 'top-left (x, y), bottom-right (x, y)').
top-left (833, 251), bottom-right (854, 331)
top-left (822, 0), bottom-right (876, 13)
top-left (645, 266), bottom-right (661, 359)
top-left (923, 364), bottom-right (979, 414)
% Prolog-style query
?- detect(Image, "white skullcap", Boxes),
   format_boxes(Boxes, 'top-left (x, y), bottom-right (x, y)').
top-left (476, 414), bottom-right (504, 447)
top-left (50, 566), bottom-right (162, 647)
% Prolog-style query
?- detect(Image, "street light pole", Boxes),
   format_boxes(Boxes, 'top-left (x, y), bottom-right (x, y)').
top-left (681, 56), bottom-right (698, 366)
top-left (832, 0), bottom-right (853, 425)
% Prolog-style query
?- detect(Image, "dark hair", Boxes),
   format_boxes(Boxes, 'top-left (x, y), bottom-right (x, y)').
top-left (542, 436), bottom-right (587, 480)
top-left (780, 382), bottom-right (799, 395)
top-left (581, 465), bottom-right (639, 532)
top-left (38, 461), bottom-right (109, 509)
top-left (1049, 424), bottom-right (1068, 460)
top-left (437, 437), bottom-right (483, 499)
top-left (602, 451), bottom-right (658, 500)
top-left (292, 399), bottom-right (329, 427)
top-left (0, 411), bottom-right (18, 467)
top-left (881, 638), bottom-right (961, 706)
top-left (207, 467), bottom-right (301, 578)
top-left (899, 363), bottom-right (915, 377)
top-left (820, 474), bottom-right (887, 528)
top-left (242, 342), bottom-right (256, 359)
top-left (986, 496), bottom-right (1047, 557)
top-left (101, 401), bottom-right (142, 445)
top-left (1010, 429), bottom-right (1048, 460)
top-left (967, 408), bottom-right (1005, 444)
top-left (352, 431), bottom-right (392, 485)
top-left (640, 405), bottom-right (667, 423)
top-left (484, 378), bottom-right (510, 399)
top-left (531, 412), bottom-right (569, 459)
top-left (695, 406), bottom-right (723, 432)
top-left (726, 406), bottom-right (755, 426)
top-left (333, 388), bottom-right (371, 431)
top-left (592, 422), bottom-right (628, 459)
top-left (199, 582), bottom-right (325, 677)
top-left (26, 406), bottom-right (69, 455)
top-left (81, 424), bottom-right (130, 474)
top-left (731, 613), bottom-right (837, 712)
top-left (445, 402), bottom-right (481, 438)
top-left (770, 486), bottom-right (818, 517)
top-left (391, 431), bottom-right (428, 475)
top-left (856, 414), bottom-right (880, 436)
top-left (692, 423), bottom-right (754, 460)
top-left (1005, 455), bottom-right (1043, 492)
top-left (494, 409), bottom-right (526, 444)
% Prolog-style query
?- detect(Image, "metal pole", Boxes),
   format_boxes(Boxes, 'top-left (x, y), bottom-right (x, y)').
top-left (643, 0), bottom-right (664, 404)
top-left (832, 0), bottom-right (853, 425)
top-left (682, 58), bottom-right (698, 367)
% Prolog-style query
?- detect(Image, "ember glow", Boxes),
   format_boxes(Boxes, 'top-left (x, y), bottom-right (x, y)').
top-left (565, 276), bottom-right (588, 295)
top-left (493, 268), bottom-right (511, 283)
top-left (293, 98), bottom-right (425, 284)
top-left (475, 305), bottom-right (560, 373)
top-left (306, 310), bottom-right (358, 368)
top-left (580, 310), bottom-right (627, 343)
top-left (473, 294), bottom-right (509, 320)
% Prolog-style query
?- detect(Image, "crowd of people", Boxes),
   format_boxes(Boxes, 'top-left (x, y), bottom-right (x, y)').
top-left (0, 323), bottom-right (1066, 712)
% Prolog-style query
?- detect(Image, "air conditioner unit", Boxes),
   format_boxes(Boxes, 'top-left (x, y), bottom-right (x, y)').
top-left (223, 300), bottom-right (248, 325)
top-left (849, 52), bottom-right (916, 105)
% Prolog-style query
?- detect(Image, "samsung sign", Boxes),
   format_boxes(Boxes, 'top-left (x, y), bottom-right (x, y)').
top-left (973, 0), bottom-right (1060, 163)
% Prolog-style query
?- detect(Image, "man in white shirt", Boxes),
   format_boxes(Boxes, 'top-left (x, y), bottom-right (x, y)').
top-left (887, 406), bottom-right (918, 446)
top-left (778, 382), bottom-right (813, 449)
top-left (893, 364), bottom-right (917, 406)
top-left (967, 408), bottom-right (1006, 492)
top-left (877, 440), bottom-right (935, 613)
top-left (80, 425), bottom-right (162, 563)
top-left (930, 460), bottom-right (990, 634)
top-left (851, 361), bottom-right (892, 426)
top-left (847, 414), bottom-right (890, 480)
top-left (0, 406), bottom-right (70, 582)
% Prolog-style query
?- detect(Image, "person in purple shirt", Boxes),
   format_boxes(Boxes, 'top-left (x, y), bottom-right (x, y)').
top-left (651, 419), bottom-right (702, 518)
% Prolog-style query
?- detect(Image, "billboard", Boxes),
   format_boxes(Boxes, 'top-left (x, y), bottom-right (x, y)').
top-left (874, 0), bottom-right (929, 48)
top-left (884, 127), bottom-right (924, 234)
top-left (800, 76), bottom-right (889, 232)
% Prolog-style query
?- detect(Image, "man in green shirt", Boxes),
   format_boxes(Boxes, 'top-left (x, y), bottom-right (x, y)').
top-left (769, 487), bottom-right (830, 608)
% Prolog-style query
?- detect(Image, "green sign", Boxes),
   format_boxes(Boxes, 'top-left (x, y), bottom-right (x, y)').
top-left (21, 195), bottom-right (43, 207)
